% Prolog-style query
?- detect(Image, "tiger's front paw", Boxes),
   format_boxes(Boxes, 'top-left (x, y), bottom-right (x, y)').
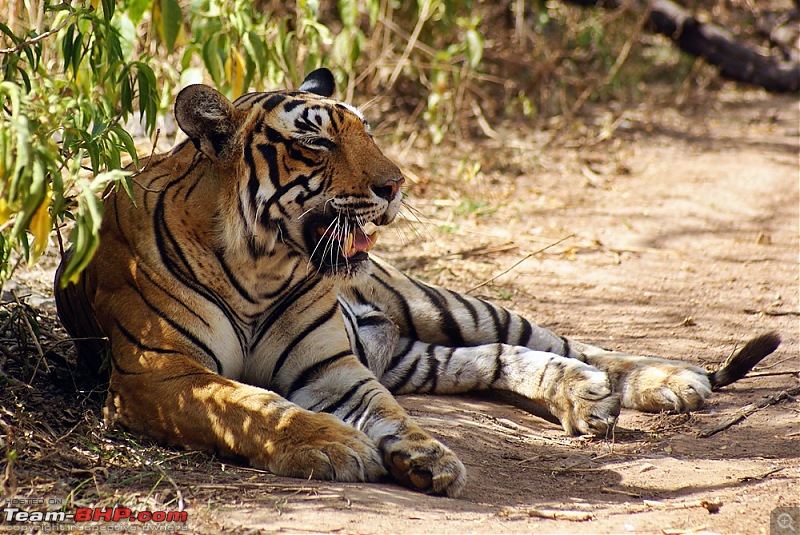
top-left (549, 364), bottom-right (620, 436)
top-left (264, 410), bottom-right (386, 482)
top-left (379, 429), bottom-right (466, 497)
top-left (622, 362), bottom-right (711, 413)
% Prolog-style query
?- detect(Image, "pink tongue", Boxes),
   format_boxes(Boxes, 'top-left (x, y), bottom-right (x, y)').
top-left (342, 228), bottom-right (377, 258)
top-left (352, 228), bottom-right (372, 251)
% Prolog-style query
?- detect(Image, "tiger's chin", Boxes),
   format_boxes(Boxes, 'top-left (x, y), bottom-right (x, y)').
top-left (311, 248), bottom-right (373, 279)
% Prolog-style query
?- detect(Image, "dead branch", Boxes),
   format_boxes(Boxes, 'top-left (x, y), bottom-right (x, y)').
top-left (466, 235), bottom-right (575, 294)
top-left (526, 508), bottom-right (594, 521)
top-left (699, 385), bottom-right (800, 438)
top-left (560, 0), bottom-right (800, 92)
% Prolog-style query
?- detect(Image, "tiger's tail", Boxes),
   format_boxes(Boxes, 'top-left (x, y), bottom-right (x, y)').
top-left (708, 332), bottom-right (781, 390)
top-left (54, 251), bottom-right (109, 376)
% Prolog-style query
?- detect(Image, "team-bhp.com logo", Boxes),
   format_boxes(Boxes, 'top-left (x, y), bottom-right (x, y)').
top-left (2, 499), bottom-right (188, 532)
top-left (4, 507), bottom-right (187, 523)
top-left (3, 507), bottom-right (188, 522)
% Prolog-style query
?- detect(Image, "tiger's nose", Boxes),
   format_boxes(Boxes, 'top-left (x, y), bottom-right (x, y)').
top-left (372, 176), bottom-right (404, 201)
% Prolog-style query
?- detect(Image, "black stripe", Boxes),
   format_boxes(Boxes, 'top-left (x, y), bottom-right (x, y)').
top-left (341, 388), bottom-right (382, 424)
top-left (422, 345), bottom-right (442, 392)
top-left (257, 256), bottom-right (302, 300)
top-left (496, 306), bottom-right (512, 343)
top-left (282, 99), bottom-right (306, 113)
top-left (370, 264), bottom-right (418, 340)
top-left (409, 278), bottom-right (466, 346)
top-left (517, 317), bottom-right (533, 347)
top-left (490, 345), bottom-right (504, 385)
top-left (115, 319), bottom-right (180, 356)
top-left (245, 141), bottom-right (260, 217)
top-left (258, 142), bottom-right (284, 191)
top-left (387, 355), bottom-right (421, 393)
top-left (356, 315), bottom-right (386, 328)
top-left (183, 163), bottom-right (205, 202)
top-left (109, 321), bottom-right (148, 376)
top-left (560, 336), bottom-right (571, 357)
top-left (214, 248), bottom-right (258, 304)
top-left (535, 356), bottom-right (554, 391)
top-left (449, 290), bottom-right (480, 330)
top-left (286, 350), bottom-right (351, 397)
top-left (342, 306), bottom-right (370, 367)
top-left (154, 371), bottom-right (215, 383)
top-left (318, 378), bottom-right (372, 415)
top-left (130, 281), bottom-right (223, 373)
top-left (386, 337), bottom-right (415, 373)
top-left (485, 300), bottom-right (503, 342)
top-left (251, 276), bottom-right (320, 348)
top-left (260, 93), bottom-right (287, 112)
top-left (151, 159), bottom-right (249, 343)
top-left (138, 262), bottom-right (210, 328)
top-left (271, 301), bottom-right (340, 382)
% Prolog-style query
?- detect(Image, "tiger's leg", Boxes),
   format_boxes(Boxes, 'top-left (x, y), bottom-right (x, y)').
top-left (391, 341), bottom-right (619, 436)
top-left (340, 299), bottom-right (617, 435)
top-left (352, 258), bottom-right (778, 416)
top-left (104, 341), bottom-right (387, 483)
top-left (251, 294), bottom-right (466, 496)
top-left (283, 354), bottom-right (466, 496)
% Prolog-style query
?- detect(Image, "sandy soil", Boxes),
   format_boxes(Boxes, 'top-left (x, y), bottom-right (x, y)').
top-left (2, 88), bottom-right (798, 534)
top-left (204, 89), bottom-right (799, 534)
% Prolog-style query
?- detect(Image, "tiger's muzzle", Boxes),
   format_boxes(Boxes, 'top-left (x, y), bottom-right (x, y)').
top-left (303, 178), bottom-right (403, 277)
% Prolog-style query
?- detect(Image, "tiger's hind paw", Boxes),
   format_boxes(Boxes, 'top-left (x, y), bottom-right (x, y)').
top-left (379, 430), bottom-right (467, 497)
top-left (623, 364), bottom-right (712, 413)
top-left (550, 365), bottom-right (620, 436)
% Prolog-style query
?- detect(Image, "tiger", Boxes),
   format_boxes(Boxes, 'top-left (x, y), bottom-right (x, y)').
top-left (54, 68), bottom-right (781, 498)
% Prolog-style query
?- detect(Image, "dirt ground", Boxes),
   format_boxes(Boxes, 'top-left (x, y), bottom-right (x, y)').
top-left (1, 87), bottom-right (798, 534)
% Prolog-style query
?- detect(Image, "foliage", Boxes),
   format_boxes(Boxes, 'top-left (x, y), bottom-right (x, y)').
top-left (1, 2), bottom-right (156, 286)
top-left (1, 0), bottom-right (729, 288)
top-left (0, 0), bottom-right (487, 288)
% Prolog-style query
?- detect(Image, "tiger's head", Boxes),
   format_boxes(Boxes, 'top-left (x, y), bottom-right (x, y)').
top-left (174, 68), bottom-right (404, 278)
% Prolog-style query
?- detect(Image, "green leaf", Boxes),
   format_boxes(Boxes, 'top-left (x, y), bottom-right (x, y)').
top-left (465, 28), bottom-right (483, 68)
top-left (158, 0), bottom-right (183, 52)
top-left (17, 68), bottom-right (31, 93)
top-left (135, 63), bottom-right (158, 133)
top-left (111, 124), bottom-right (138, 167)
top-left (339, 0), bottom-right (358, 28)
top-left (120, 72), bottom-right (133, 114)
top-left (61, 215), bottom-right (99, 286)
top-left (101, 0), bottom-right (116, 21)
top-left (331, 30), bottom-right (352, 72)
top-left (62, 23), bottom-right (75, 73)
top-left (90, 118), bottom-right (107, 138)
top-left (243, 31), bottom-right (267, 75)
top-left (10, 157), bottom-right (45, 240)
top-left (112, 11), bottom-right (136, 61)
top-left (368, 0), bottom-right (380, 27)
top-left (127, 0), bottom-right (152, 24)
top-left (202, 37), bottom-right (224, 85)
top-left (120, 175), bottom-right (136, 205)
top-left (0, 23), bottom-right (18, 43)
top-left (70, 30), bottom-right (84, 75)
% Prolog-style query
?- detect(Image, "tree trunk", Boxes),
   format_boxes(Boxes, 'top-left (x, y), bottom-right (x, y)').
top-left (562, 0), bottom-right (800, 93)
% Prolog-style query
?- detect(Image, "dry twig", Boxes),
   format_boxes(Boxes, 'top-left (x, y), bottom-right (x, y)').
top-left (699, 385), bottom-right (800, 438)
top-left (466, 235), bottom-right (574, 294)
top-left (526, 508), bottom-right (594, 521)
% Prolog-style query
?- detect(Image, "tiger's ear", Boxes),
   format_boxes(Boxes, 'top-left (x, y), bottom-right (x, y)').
top-left (298, 68), bottom-right (335, 97)
top-left (175, 84), bottom-right (243, 162)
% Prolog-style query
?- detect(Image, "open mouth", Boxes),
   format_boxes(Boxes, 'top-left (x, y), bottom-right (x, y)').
top-left (305, 216), bottom-right (380, 274)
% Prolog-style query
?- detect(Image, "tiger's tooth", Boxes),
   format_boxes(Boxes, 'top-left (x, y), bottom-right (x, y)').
top-left (362, 222), bottom-right (378, 235)
top-left (344, 233), bottom-right (354, 256)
